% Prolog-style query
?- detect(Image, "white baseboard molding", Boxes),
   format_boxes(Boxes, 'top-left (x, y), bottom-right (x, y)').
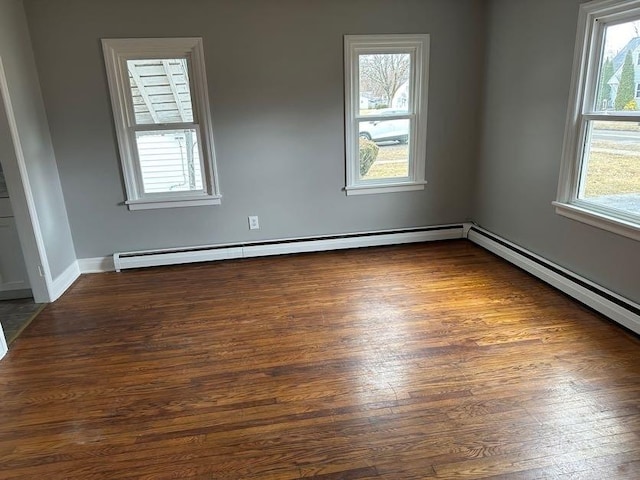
top-left (78, 256), bottom-right (115, 274)
top-left (0, 321), bottom-right (7, 360)
top-left (49, 261), bottom-right (80, 302)
top-left (106, 224), bottom-right (466, 272)
top-left (467, 225), bottom-right (640, 335)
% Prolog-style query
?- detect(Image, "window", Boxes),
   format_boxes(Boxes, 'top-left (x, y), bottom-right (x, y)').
top-left (556, 0), bottom-right (640, 241)
top-left (637, 83), bottom-right (640, 98)
top-left (344, 35), bottom-right (429, 195)
top-left (102, 38), bottom-right (220, 210)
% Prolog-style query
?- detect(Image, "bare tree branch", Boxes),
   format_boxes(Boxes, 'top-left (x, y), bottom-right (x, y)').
top-left (360, 54), bottom-right (410, 106)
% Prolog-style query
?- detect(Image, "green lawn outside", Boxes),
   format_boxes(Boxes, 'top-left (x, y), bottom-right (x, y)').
top-left (584, 148), bottom-right (640, 197)
top-left (363, 135), bottom-right (640, 200)
top-left (362, 144), bottom-right (408, 179)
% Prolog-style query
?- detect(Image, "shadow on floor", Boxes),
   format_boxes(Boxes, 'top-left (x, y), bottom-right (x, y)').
top-left (1, 299), bottom-right (45, 345)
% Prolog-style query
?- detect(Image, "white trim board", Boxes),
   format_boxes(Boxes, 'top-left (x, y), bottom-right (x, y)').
top-left (0, 321), bottom-right (7, 360)
top-left (0, 57), bottom-right (51, 303)
top-left (49, 261), bottom-right (80, 302)
top-left (86, 224), bottom-right (466, 273)
top-left (466, 225), bottom-right (640, 336)
top-left (78, 257), bottom-right (115, 274)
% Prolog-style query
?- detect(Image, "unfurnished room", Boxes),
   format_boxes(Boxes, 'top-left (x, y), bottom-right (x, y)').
top-left (0, 0), bottom-right (639, 478)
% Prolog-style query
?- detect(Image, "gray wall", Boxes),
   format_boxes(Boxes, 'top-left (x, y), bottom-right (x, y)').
top-left (475, 0), bottom-right (640, 303)
top-left (23, 0), bottom-right (485, 259)
top-left (0, 0), bottom-right (76, 281)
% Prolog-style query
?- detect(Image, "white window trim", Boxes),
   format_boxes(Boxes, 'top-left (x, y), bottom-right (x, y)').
top-left (102, 38), bottom-right (221, 210)
top-left (556, 0), bottom-right (640, 241)
top-left (344, 34), bottom-right (430, 195)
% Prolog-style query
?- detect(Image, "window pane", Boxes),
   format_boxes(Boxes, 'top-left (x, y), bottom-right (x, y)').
top-left (579, 121), bottom-right (640, 217)
top-left (358, 53), bottom-right (410, 116)
top-left (358, 120), bottom-right (409, 180)
top-left (127, 59), bottom-right (194, 124)
top-left (595, 19), bottom-right (640, 112)
top-left (359, 118), bottom-right (409, 144)
top-left (135, 129), bottom-right (203, 193)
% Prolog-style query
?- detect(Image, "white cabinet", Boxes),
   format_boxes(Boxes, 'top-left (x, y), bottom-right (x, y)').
top-left (0, 197), bottom-right (30, 298)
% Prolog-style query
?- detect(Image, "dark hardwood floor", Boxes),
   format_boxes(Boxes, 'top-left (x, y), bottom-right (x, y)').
top-left (1, 240), bottom-right (639, 479)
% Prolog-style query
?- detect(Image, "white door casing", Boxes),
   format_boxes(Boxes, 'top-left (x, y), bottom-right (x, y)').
top-left (0, 56), bottom-right (51, 304)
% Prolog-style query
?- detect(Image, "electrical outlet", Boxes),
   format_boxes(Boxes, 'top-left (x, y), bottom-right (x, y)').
top-left (248, 216), bottom-right (260, 230)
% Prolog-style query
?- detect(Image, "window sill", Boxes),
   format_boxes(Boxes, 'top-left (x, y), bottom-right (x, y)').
top-left (126, 195), bottom-right (222, 211)
top-left (345, 181), bottom-right (427, 196)
top-left (553, 201), bottom-right (640, 242)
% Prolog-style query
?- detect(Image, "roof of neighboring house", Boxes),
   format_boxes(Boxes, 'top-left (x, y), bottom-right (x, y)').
top-left (613, 37), bottom-right (640, 71)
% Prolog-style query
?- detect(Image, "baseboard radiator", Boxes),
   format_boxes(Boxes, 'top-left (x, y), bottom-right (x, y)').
top-left (113, 224), bottom-right (466, 272)
top-left (467, 225), bottom-right (640, 336)
top-left (112, 222), bottom-right (638, 334)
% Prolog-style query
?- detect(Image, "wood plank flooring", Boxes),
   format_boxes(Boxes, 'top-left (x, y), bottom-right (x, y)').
top-left (1, 240), bottom-right (639, 479)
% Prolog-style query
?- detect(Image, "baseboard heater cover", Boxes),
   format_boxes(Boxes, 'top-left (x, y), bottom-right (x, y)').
top-left (467, 225), bottom-right (640, 336)
top-left (113, 224), bottom-right (466, 272)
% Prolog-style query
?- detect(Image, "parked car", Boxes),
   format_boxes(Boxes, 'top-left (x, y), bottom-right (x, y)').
top-left (368, 98), bottom-right (387, 109)
top-left (359, 109), bottom-right (409, 144)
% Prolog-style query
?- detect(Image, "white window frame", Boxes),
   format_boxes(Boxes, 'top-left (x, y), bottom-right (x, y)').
top-left (102, 38), bottom-right (221, 210)
top-left (344, 34), bottom-right (430, 195)
top-left (555, 0), bottom-right (640, 241)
